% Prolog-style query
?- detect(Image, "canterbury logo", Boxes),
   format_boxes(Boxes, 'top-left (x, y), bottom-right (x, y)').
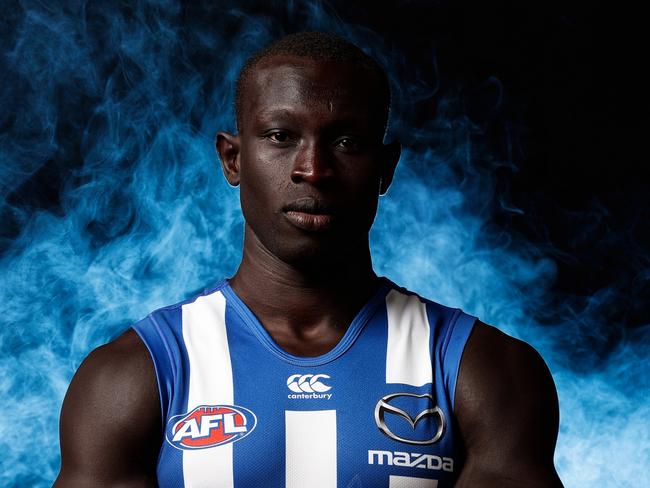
top-left (374, 393), bottom-right (446, 445)
top-left (287, 374), bottom-right (332, 393)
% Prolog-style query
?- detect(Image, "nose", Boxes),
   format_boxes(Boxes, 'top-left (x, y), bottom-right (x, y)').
top-left (290, 140), bottom-right (335, 185)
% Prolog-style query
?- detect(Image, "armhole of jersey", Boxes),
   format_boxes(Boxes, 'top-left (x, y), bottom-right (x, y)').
top-left (441, 310), bottom-right (478, 412)
top-left (131, 316), bottom-right (172, 434)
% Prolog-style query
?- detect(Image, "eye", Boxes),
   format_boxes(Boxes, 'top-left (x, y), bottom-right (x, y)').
top-left (265, 131), bottom-right (292, 144)
top-left (335, 137), bottom-right (361, 152)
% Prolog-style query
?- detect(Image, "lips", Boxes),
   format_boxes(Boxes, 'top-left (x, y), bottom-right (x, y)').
top-left (282, 197), bottom-right (336, 214)
top-left (282, 198), bottom-right (337, 231)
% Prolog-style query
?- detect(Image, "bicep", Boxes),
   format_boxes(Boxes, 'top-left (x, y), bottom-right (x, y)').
top-left (54, 330), bottom-right (161, 487)
top-left (454, 321), bottom-right (563, 487)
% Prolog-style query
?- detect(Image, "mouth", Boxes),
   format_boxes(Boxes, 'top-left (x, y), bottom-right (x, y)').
top-left (283, 197), bottom-right (336, 214)
top-left (282, 198), bottom-right (338, 231)
top-left (284, 211), bottom-right (336, 231)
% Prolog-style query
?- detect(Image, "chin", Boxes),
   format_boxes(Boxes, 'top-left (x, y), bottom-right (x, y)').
top-left (268, 232), bottom-right (358, 270)
top-left (248, 220), bottom-right (364, 268)
top-left (277, 241), bottom-right (341, 268)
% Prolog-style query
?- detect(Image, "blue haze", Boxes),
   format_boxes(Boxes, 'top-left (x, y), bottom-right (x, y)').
top-left (0, 1), bottom-right (648, 486)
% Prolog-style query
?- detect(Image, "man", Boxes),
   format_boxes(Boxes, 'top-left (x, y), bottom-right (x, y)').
top-left (55, 31), bottom-right (563, 487)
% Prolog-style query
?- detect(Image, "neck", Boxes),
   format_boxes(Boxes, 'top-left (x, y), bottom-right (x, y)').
top-left (227, 224), bottom-right (382, 334)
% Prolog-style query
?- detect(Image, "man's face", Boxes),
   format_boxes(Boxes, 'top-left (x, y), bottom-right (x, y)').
top-left (223, 55), bottom-right (399, 266)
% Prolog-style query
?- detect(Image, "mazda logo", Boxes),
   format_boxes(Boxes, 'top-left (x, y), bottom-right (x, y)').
top-left (374, 393), bottom-right (446, 445)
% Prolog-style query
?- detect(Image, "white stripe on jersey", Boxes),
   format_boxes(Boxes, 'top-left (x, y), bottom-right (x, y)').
top-left (389, 475), bottom-right (439, 487)
top-left (182, 291), bottom-right (234, 488)
top-left (385, 290), bottom-right (433, 386)
top-left (285, 410), bottom-right (337, 488)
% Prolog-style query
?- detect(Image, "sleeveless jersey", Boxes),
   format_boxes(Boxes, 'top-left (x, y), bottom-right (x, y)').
top-left (132, 275), bottom-right (477, 488)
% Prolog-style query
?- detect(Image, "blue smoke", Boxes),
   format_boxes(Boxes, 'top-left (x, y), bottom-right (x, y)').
top-left (1, 1), bottom-right (647, 486)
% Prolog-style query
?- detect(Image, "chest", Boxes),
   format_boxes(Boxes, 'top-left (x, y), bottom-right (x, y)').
top-left (157, 306), bottom-right (461, 487)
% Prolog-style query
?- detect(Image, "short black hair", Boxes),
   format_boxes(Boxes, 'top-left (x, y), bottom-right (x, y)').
top-left (234, 31), bottom-right (391, 137)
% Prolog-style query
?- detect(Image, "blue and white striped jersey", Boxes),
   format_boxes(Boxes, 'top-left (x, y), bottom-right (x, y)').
top-left (132, 275), bottom-right (477, 488)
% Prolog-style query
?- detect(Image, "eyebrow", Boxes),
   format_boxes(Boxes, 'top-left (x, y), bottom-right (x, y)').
top-left (256, 109), bottom-right (298, 121)
top-left (255, 108), bottom-right (371, 128)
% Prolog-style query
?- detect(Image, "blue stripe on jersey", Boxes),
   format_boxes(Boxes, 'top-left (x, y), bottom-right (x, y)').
top-left (226, 297), bottom-right (287, 487)
top-left (440, 309), bottom-right (477, 411)
top-left (133, 304), bottom-right (191, 485)
top-left (132, 276), bottom-right (478, 487)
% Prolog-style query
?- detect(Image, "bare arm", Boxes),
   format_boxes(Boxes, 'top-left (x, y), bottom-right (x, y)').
top-left (454, 320), bottom-right (563, 487)
top-left (53, 329), bottom-right (161, 487)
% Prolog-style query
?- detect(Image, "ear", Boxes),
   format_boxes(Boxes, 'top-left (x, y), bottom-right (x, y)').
top-left (216, 131), bottom-right (241, 187)
top-left (379, 139), bottom-right (401, 196)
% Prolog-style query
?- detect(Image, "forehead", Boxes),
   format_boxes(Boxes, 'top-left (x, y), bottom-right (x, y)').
top-left (242, 55), bottom-right (381, 128)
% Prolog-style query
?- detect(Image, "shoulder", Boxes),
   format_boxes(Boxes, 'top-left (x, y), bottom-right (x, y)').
top-left (67, 328), bottom-right (158, 411)
top-left (457, 320), bottom-right (555, 394)
top-left (454, 320), bottom-right (563, 487)
top-left (55, 328), bottom-right (161, 486)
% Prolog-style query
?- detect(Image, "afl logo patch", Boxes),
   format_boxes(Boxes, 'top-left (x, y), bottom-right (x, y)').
top-left (166, 404), bottom-right (257, 450)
